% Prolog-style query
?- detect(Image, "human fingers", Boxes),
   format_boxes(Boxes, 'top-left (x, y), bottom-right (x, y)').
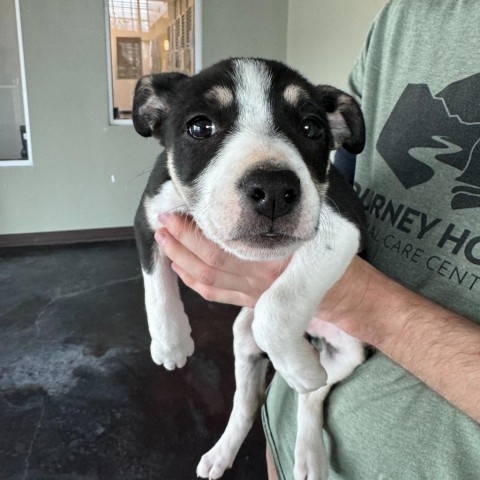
top-left (159, 213), bottom-right (285, 278)
top-left (156, 228), bottom-right (263, 298)
top-left (158, 213), bottom-right (240, 272)
top-left (171, 261), bottom-right (257, 308)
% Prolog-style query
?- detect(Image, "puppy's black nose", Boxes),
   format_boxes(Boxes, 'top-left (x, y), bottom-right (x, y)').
top-left (241, 169), bottom-right (301, 219)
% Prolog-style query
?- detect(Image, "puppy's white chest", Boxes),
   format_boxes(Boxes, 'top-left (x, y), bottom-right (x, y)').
top-left (144, 181), bottom-right (188, 231)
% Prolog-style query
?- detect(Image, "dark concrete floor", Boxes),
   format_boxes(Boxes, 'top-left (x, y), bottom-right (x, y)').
top-left (0, 240), bottom-right (267, 480)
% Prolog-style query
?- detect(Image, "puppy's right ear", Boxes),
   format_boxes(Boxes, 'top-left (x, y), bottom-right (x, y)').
top-left (316, 85), bottom-right (365, 154)
top-left (132, 72), bottom-right (189, 138)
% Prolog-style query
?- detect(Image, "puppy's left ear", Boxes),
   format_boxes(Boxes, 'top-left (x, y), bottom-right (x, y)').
top-left (316, 85), bottom-right (365, 154)
top-left (132, 72), bottom-right (189, 138)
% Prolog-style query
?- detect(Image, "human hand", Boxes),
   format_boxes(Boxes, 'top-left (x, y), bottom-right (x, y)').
top-left (155, 213), bottom-right (480, 421)
top-left (156, 213), bottom-right (372, 338)
top-left (155, 214), bottom-right (289, 308)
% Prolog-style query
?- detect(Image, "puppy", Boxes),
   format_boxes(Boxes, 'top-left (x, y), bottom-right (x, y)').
top-left (132, 58), bottom-right (367, 480)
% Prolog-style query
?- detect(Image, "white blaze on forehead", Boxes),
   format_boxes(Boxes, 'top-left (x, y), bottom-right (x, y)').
top-left (233, 59), bottom-right (273, 133)
top-left (205, 85), bottom-right (234, 107)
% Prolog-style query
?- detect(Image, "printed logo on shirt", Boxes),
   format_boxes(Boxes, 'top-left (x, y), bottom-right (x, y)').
top-left (376, 73), bottom-right (480, 210)
top-left (353, 183), bottom-right (480, 293)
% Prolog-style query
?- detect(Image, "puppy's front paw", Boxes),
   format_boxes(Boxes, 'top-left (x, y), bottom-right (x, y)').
top-left (150, 335), bottom-right (194, 370)
top-left (196, 444), bottom-right (235, 479)
top-left (197, 440), bottom-right (236, 480)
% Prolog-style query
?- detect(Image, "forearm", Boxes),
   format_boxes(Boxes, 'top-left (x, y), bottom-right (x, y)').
top-left (319, 257), bottom-right (480, 423)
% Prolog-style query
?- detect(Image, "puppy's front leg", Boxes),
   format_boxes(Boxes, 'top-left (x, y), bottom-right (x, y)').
top-left (141, 256), bottom-right (194, 369)
top-left (136, 181), bottom-right (194, 370)
top-left (252, 216), bottom-right (361, 393)
top-left (252, 269), bottom-right (327, 393)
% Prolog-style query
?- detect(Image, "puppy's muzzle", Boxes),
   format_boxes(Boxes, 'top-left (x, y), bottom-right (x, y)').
top-left (240, 169), bottom-right (301, 220)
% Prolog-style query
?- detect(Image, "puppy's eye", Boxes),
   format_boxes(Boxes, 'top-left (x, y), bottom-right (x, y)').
top-left (301, 117), bottom-right (324, 139)
top-left (187, 116), bottom-right (217, 139)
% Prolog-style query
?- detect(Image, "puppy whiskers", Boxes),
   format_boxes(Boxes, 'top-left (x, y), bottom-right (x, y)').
top-left (159, 204), bottom-right (188, 216)
top-left (133, 167), bottom-right (154, 180)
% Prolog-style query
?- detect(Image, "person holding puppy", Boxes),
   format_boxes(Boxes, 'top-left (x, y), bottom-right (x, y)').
top-left (155, 0), bottom-right (480, 478)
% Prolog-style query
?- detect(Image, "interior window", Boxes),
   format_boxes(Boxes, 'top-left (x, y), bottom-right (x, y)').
top-left (0, 0), bottom-right (30, 162)
top-left (107, 0), bottom-right (197, 122)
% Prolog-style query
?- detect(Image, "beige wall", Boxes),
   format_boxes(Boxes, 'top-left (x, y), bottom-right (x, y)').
top-left (0, 1), bottom-right (161, 235)
top-left (287, 0), bottom-right (386, 90)
top-left (1, 0), bottom-right (384, 235)
top-left (201, 0), bottom-right (288, 69)
top-left (0, 0), bottom-right (288, 235)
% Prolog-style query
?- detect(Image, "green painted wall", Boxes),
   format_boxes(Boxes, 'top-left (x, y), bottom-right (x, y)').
top-left (1, 0), bottom-right (288, 235)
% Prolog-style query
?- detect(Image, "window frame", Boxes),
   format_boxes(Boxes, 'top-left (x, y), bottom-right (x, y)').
top-left (105, 0), bottom-right (203, 127)
top-left (0, 0), bottom-right (33, 167)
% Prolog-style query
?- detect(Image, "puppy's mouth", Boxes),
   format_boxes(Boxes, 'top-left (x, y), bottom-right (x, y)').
top-left (230, 230), bottom-right (303, 248)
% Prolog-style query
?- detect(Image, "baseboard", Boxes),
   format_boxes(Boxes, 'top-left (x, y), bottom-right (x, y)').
top-left (0, 227), bottom-right (134, 248)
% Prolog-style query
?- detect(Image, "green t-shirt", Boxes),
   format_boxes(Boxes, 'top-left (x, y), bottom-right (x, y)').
top-left (263, 1), bottom-right (480, 478)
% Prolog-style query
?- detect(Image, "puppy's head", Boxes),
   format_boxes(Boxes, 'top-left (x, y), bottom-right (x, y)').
top-left (133, 58), bottom-right (364, 260)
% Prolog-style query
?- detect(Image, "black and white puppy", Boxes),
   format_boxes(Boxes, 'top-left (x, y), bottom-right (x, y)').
top-left (133, 58), bottom-right (367, 480)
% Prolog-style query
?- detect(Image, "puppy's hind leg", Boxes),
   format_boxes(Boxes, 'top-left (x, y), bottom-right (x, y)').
top-left (197, 307), bottom-right (269, 479)
top-left (294, 385), bottom-right (331, 480)
top-left (294, 325), bottom-right (365, 480)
